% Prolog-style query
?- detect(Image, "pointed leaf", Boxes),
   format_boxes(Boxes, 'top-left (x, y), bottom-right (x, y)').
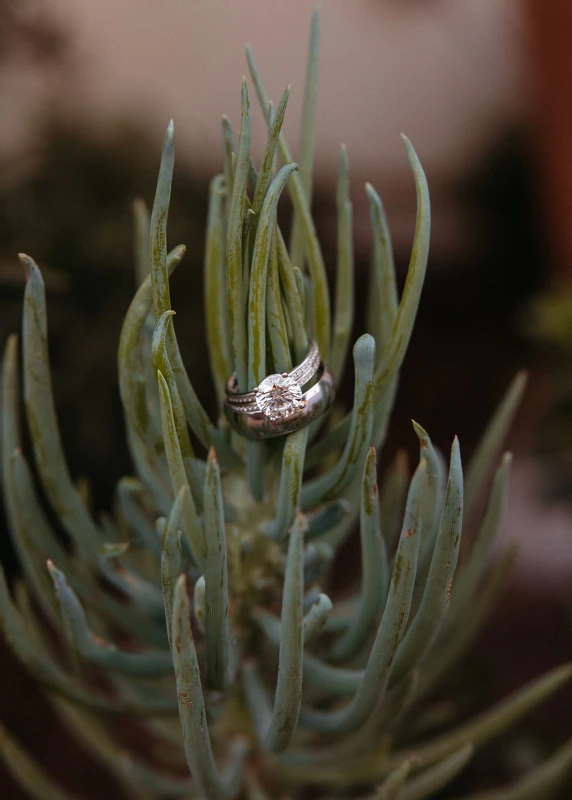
top-left (376, 759), bottom-right (412, 799)
top-left (450, 452), bottom-right (512, 621)
top-left (303, 592), bottom-right (333, 646)
top-left (226, 78), bottom-right (251, 391)
top-left (172, 574), bottom-right (247, 798)
top-left (332, 446), bottom-right (388, 660)
top-left (204, 447), bottom-right (232, 690)
top-left (264, 427), bottom-right (308, 540)
top-left (331, 145), bottom-right (355, 383)
top-left (252, 85), bottom-right (291, 215)
top-left (400, 744), bottom-right (473, 800)
top-left (306, 137), bottom-right (429, 464)
top-left (156, 369), bottom-right (204, 567)
top-left (246, 44), bottom-right (331, 358)
top-left (276, 231), bottom-right (308, 362)
top-left (48, 561), bottom-right (172, 676)
top-left (221, 114), bottom-right (235, 200)
top-left (248, 163), bottom-right (298, 388)
top-left (390, 437), bottom-right (463, 687)
top-left (299, 460), bottom-right (426, 733)
top-left (266, 232), bottom-right (292, 374)
top-left (389, 664), bottom-right (571, 778)
top-left (133, 197), bottom-right (151, 286)
top-left (289, 8), bottom-right (320, 268)
top-left (366, 182), bottom-right (398, 360)
top-left (205, 174), bottom-right (233, 407)
top-left (20, 254), bottom-right (101, 558)
top-left (301, 334), bottom-right (375, 508)
top-left (161, 486), bottom-right (184, 648)
top-left (243, 513), bottom-right (305, 753)
top-left (465, 373), bottom-right (526, 522)
top-left (412, 421), bottom-right (446, 565)
top-left (150, 120), bottom-right (175, 321)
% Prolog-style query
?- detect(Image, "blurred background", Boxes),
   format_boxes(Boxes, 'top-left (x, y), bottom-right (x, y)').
top-left (1, 1), bottom-right (571, 796)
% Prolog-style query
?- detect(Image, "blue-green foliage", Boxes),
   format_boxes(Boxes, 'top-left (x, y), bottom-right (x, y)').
top-left (1, 10), bottom-right (571, 800)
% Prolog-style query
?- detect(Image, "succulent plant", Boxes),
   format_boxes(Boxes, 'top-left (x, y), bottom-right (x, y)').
top-left (1, 10), bottom-right (571, 800)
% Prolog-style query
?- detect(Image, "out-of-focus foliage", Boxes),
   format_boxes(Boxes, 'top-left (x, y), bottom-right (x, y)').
top-left (0, 0), bottom-right (67, 64)
top-left (525, 286), bottom-right (572, 501)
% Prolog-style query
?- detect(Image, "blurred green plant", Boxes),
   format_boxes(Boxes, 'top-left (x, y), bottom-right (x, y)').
top-left (1, 9), bottom-right (571, 800)
top-left (523, 284), bottom-right (572, 501)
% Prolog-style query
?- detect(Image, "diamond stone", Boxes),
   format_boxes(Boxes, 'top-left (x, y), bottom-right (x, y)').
top-left (255, 374), bottom-right (304, 420)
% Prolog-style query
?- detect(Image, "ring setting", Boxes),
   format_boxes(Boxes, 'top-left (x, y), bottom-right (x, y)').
top-left (224, 340), bottom-right (335, 439)
top-left (253, 373), bottom-right (306, 420)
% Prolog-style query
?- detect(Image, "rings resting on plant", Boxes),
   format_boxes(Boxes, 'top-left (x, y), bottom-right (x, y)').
top-left (224, 340), bottom-right (336, 440)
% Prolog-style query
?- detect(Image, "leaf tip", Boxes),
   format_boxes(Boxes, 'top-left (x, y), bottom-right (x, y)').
top-left (411, 419), bottom-right (429, 446)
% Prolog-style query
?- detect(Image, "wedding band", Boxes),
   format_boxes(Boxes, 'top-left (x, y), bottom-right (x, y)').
top-left (224, 340), bottom-right (335, 440)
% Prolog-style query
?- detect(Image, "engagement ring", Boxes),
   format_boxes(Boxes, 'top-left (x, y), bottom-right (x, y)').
top-left (224, 340), bottom-right (335, 439)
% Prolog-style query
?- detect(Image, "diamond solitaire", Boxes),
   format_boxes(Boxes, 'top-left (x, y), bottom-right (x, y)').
top-left (254, 374), bottom-right (305, 420)
top-left (224, 339), bottom-right (335, 438)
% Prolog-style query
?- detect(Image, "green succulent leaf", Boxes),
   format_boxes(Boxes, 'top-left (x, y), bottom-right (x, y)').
top-left (306, 136), bottom-right (430, 465)
top-left (390, 436), bottom-right (463, 687)
top-left (416, 544), bottom-right (518, 700)
top-left (221, 114), bottom-right (235, 199)
top-left (398, 743), bottom-right (474, 800)
top-left (205, 175), bottom-right (233, 408)
top-left (302, 334), bottom-right (375, 507)
top-left (289, 7), bottom-right (320, 270)
top-left (276, 231), bottom-right (308, 362)
top-left (303, 592), bottom-right (333, 646)
top-left (266, 233), bottom-right (292, 374)
top-left (160, 486), bottom-right (185, 648)
top-left (449, 452), bottom-right (512, 623)
top-left (381, 449), bottom-right (410, 554)
top-left (1, 566), bottom-right (176, 714)
top-left (331, 144), bottom-right (355, 384)
top-left (375, 758), bottom-right (413, 799)
top-left (20, 254), bottom-right (102, 559)
top-left (366, 182), bottom-right (398, 360)
top-left (464, 372), bottom-right (527, 522)
top-left (172, 574), bottom-right (247, 799)
top-left (156, 369), bottom-right (204, 566)
top-left (150, 120), bottom-right (175, 322)
top-left (264, 427), bottom-right (308, 540)
top-left (133, 197), bottom-right (151, 286)
top-left (226, 78), bottom-right (252, 391)
top-left (204, 447), bottom-right (233, 690)
top-left (386, 663), bottom-right (572, 780)
top-left (332, 445), bottom-right (389, 661)
top-left (299, 459), bottom-right (426, 733)
top-left (252, 85), bottom-right (291, 216)
top-left (248, 162), bottom-right (298, 388)
top-left (246, 43), bottom-right (331, 358)
top-left (243, 513), bottom-right (305, 753)
top-left (47, 561), bottom-right (172, 677)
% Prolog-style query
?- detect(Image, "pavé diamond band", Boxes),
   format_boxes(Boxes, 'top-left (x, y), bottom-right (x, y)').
top-left (224, 340), bottom-right (335, 439)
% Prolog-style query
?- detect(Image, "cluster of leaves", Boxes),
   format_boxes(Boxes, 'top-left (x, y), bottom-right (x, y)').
top-left (1, 10), bottom-right (571, 800)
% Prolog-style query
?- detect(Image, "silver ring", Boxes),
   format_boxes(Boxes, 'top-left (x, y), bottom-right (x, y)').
top-left (224, 341), bottom-right (335, 440)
